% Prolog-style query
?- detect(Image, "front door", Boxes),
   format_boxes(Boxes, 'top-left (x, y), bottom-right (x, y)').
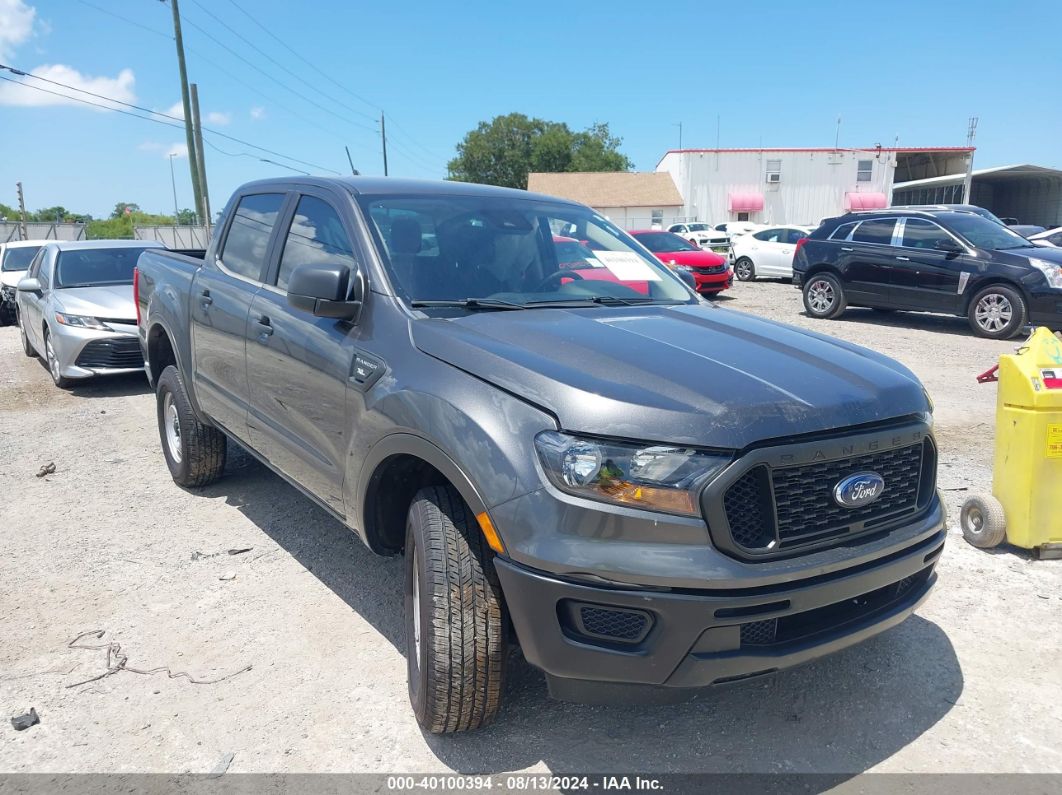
top-left (889, 218), bottom-right (971, 312)
top-left (18, 248), bottom-right (49, 350)
top-left (245, 191), bottom-right (362, 513)
top-left (191, 192), bottom-right (286, 441)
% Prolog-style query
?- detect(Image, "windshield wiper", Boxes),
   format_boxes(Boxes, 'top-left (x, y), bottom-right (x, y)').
top-left (526, 295), bottom-right (681, 307)
top-left (411, 298), bottom-right (527, 311)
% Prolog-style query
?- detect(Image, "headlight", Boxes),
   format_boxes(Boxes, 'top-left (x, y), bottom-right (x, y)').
top-left (55, 313), bottom-right (108, 329)
top-left (534, 431), bottom-right (731, 516)
top-left (1029, 258), bottom-right (1062, 289)
top-left (675, 264), bottom-right (693, 272)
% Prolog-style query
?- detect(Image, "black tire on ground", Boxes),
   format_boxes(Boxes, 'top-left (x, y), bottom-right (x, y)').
top-left (155, 365), bottom-right (226, 487)
top-left (960, 493), bottom-right (1007, 549)
top-left (43, 329), bottom-right (73, 389)
top-left (734, 257), bottom-right (755, 281)
top-left (967, 284), bottom-right (1027, 340)
top-left (802, 272), bottom-right (847, 319)
top-left (18, 310), bottom-right (35, 357)
top-left (405, 484), bottom-right (507, 734)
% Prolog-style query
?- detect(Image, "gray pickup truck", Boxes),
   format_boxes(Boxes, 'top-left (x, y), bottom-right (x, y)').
top-left (135, 177), bottom-right (945, 733)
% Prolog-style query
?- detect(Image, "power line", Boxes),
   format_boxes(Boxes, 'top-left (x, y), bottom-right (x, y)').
top-left (0, 66), bottom-right (341, 175)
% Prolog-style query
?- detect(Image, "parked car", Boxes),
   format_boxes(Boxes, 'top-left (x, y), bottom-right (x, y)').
top-left (629, 230), bottom-right (731, 295)
top-left (794, 209), bottom-right (1062, 339)
top-left (666, 222), bottom-right (730, 254)
top-left (1030, 227), bottom-right (1062, 248)
top-left (895, 204), bottom-right (1045, 238)
top-left (0, 239), bottom-right (46, 326)
top-left (16, 240), bottom-right (163, 387)
top-left (137, 177), bottom-right (944, 733)
top-left (731, 225), bottom-right (812, 281)
top-left (715, 221), bottom-right (761, 238)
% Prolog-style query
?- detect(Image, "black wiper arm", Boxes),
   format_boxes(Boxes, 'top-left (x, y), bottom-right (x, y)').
top-left (411, 298), bottom-right (527, 311)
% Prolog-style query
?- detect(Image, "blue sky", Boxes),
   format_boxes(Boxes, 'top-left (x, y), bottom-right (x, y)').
top-left (2, 0), bottom-right (1060, 218)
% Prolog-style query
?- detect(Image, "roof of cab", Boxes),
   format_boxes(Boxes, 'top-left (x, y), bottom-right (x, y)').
top-left (231, 176), bottom-right (582, 207)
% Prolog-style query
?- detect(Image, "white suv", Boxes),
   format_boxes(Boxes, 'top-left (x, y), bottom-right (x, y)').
top-left (667, 222), bottom-right (730, 254)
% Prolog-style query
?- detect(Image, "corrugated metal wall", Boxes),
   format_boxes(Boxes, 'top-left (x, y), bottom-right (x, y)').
top-left (658, 150), bottom-right (898, 226)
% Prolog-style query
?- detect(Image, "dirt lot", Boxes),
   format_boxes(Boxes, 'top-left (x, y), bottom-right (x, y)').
top-left (1, 279), bottom-right (1060, 776)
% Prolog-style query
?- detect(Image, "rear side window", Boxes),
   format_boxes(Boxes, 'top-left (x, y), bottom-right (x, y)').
top-left (901, 219), bottom-right (954, 250)
top-left (786, 229), bottom-right (808, 244)
top-left (753, 228), bottom-right (784, 242)
top-left (829, 222), bottom-right (858, 241)
top-left (852, 219), bottom-right (896, 245)
top-left (219, 193), bottom-right (285, 281)
top-left (276, 196), bottom-right (358, 290)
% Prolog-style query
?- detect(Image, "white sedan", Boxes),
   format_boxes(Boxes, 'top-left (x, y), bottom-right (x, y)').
top-left (731, 225), bottom-right (812, 281)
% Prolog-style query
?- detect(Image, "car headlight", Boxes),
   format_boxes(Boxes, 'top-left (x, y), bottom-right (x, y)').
top-left (55, 313), bottom-right (109, 329)
top-left (675, 264), bottom-right (693, 271)
top-left (1029, 258), bottom-right (1062, 289)
top-left (534, 431), bottom-right (731, 516)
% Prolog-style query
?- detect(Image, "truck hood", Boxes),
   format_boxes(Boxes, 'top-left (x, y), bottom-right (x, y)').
top-left (412, 304), bottom-right (929, 449)
top-left (53, 284), bottom-right (136, 320)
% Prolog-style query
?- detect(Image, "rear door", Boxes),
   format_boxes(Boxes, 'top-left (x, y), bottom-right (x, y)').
top-left (889, 218), bottom-right (971, 311)
top-left (191, 192), bottom-right (286, 441)
top-left (778, 228), bottom-right (808, 277)
top-left (245, 189), bottom-right (363, 513)
top-left (748, 228), bottom-right (785, 275)
top-left (843, 218), bottom-right (899, 304)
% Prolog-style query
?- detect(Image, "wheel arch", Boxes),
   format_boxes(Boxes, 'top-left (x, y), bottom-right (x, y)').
top-left (960, 277), bottom-right (1027, 313)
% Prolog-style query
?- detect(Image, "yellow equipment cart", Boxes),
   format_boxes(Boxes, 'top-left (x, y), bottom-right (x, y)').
top-left (961, 327), bottom-right (1062, 558)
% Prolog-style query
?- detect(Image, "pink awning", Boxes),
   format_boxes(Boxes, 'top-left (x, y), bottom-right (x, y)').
top-left (845, 192), bottom-right (887, 210)
top-left (728, 192), bottom-right (764, 212)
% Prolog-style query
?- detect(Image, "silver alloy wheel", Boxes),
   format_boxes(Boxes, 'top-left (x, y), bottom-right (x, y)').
top-left (46, 335), bottom-right (60, 381)
top-left (412, 547), bottom-right (421, 669)
top-left (807, 279), bottom-right (835, 314)
top-left (974, 293), bottom-right (1013, 333)
top-left (736, 260), bottom-right (753, 280)
top-left (163, 391), bottom-right (183, 463)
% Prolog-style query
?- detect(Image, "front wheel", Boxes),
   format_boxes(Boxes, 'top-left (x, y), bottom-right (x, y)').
top-left (968, 285), bottom-right (1026, 340)
top-left (734, 257), bottom-right (755, 281)
top-left (44, 329), bottom-right (73, 389)
top-left (18, 310), bottom-right (35, 357)
top-left (156, 365), bottom-right (226, 487)
top-left (405, 485), bottom-right (507, 733)
top-left (803, 273), bottom-right (847, 319)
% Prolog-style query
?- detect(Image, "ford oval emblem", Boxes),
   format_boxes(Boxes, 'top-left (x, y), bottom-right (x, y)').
top-left (833, 472), bottom-right (885, 509)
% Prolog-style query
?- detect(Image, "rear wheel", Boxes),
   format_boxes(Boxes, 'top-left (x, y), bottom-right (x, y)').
top-left (405, 485), bottom-right (507, 733)
top-left (734, 257), bottom-right (755, 281)
top-left (44, 329), bottom-right (73, 389)
top-left (960, 493), bottom-right (1007, 549)
top-left (156, 365), bottom-right (226, 487)
top-left (968, 285), bottom-right (1026, 340)
top-left (803, 273), bottom-right (847, 319)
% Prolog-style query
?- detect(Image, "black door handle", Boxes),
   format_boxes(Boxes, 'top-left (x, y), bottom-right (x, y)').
top-left (255, 316), bottom-right (274, 336)
top-left (199, 289), bottom-right (213, 307)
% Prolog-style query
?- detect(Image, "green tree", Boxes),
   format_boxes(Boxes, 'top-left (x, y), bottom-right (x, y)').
top-left (447, 113), bottom-right (632, 189)
top-left (111, 202), bottom-right (141, 219)
top-left (176, 208), bottom-right (198, 225)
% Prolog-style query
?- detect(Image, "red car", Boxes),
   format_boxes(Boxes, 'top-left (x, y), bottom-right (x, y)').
top-left (629, 230), bottom-right (732, 295)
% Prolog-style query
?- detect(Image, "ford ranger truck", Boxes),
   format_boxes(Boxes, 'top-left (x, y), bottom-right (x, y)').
top-left (135, 177), bottom-right (945, 733)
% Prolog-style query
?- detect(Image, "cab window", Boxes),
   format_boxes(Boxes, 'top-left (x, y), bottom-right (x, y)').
top-left (219, 193), bottom-right (285, 281)
top-left (901, 219), bottom-right (953, 250)
top-left (276, 196), bottom-right (357, 290)
top-left (852, 219), bottom-right (896, 245)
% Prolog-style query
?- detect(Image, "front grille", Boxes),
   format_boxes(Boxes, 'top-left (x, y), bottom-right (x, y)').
top-left (75, 337), bottom-right (143, 369)
top-left (692, 264), bottom-right (728, 275)
top-left (721, 439), bottom-right (933, 556)
top-left (740, 618), bottom-right (778, 646)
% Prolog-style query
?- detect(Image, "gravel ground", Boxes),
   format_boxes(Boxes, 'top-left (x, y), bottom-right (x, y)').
top-left (1, 280), bottom-right (1060, 776)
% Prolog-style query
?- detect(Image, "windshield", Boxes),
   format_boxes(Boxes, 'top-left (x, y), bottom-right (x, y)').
top-left (966, 206), bottom-right (1006, 225)
top-left (2, 246), bottom-right (42, 272)
top-left (359, 194), bottom-right (693, 309)
top-left (634, 232), bottom-right (697, 253)
top-left (944, 214), bottom-right (1034, 251)
top-left (55, 247), bottom-right (152, 288)
top-left (687, 223), bottom-right (712, 232)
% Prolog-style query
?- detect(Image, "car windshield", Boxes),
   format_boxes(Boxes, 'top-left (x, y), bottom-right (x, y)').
top-left (55, 247), bottom-right (152, 288)
top-left (944, 214), bottom-right (1035, 251)
top-left (2, 246), bottom-right (42, 272)
top-left (634, 232), bottom-right (697, 253)
top-left (687, 223), bottom-right (712, 232)
top-left (359, 194), bottom-right (693, 309)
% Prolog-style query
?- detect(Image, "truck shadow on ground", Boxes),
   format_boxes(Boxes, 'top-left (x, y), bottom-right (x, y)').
top-left (204, 447), bottom-right (963, 781)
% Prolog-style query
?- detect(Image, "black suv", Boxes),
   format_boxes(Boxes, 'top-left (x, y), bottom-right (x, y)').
top-left (793, 209), bottom-right (1062, 339)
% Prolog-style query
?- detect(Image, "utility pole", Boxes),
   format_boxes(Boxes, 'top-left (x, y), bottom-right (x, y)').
top-left (345, 146), bottom-right (359, 175)
top-left (168, 153), bottom-right (180, 222)
top-left (962, 116), bottom-right (979, 204)
top-left (380, 112), bottom-right (389, 176)
top-left (834, 116), bottom-right (842, 150)
top-left (166, 0), bottom-right (202, 225)
top-left (190, 83), bottom-right (211, 230)
top-left (15, 181), bottom-right (27, 239)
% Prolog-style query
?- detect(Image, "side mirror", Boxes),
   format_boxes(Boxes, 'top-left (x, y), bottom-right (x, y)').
top-left (17, 277), bottom-right (42, 294)
top-left (933, 238), bottom-right (963, 254)
top-left (286, 263), bottom-right (364, 321)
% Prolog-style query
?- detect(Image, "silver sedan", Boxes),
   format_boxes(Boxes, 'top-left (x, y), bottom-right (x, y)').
top-left (15, 240), bottom-right (163, 388)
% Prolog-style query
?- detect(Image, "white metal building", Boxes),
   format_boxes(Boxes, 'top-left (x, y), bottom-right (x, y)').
top-left (527, 171), bottom-right (684, 229)
top-left (656, 147), bottom-right (974, 226)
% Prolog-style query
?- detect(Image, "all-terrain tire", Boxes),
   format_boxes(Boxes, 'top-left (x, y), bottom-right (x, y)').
top-left (156, 365), bottom-right (226, 487)
top-left (803, 272), bottom-right (848, 319)
top-left (405, 485), bottom-right (507, 733)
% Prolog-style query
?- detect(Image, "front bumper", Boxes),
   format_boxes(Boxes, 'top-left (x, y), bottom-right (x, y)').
top-left (50, 324), bottom-right (144, 380)
top-left (496, 527), bottom-right (944, 704)
top-left (692, 270), bottom-right (733, 294)
top-left (1027, 287), bottom-right (1062, 329)
top-left (0, 285), bottom-right (16, 314)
